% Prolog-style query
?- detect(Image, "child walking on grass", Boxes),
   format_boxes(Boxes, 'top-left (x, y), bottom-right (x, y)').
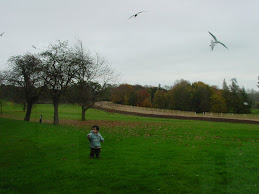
top-left (87, 125), bottom-right (104, 159)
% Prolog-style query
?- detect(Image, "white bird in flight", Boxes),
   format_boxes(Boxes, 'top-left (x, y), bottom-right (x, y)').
top-left (209, 40), bottom-right (215, 51)
top-left (0, 32), bottom-right (4, 36)
top-left (128, 11), bottom-right (147, 20)
top-left (230, 78), bottom-right (237, 83)
top-left (208, 31), bottom-right (228, 50)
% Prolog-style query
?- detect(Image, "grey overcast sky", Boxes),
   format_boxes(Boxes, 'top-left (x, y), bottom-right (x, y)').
top-left (1, 0), bottom-right (259, 90)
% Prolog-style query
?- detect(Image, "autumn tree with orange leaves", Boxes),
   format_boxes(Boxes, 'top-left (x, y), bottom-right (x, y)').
top-left (137, 89), bottom-right (152, 107)
top-left (111, 84), bottom-right (134, 105)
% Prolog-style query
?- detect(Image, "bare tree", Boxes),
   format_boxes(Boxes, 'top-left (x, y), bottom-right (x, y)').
top-left (41, 41), bottom-right (77, 125)
top-left (67, 81), bottom-right (104, 120)
top-left (5, 53), bottom-right (43, 121)
top-left (69, 40), bottom-right (118, 121)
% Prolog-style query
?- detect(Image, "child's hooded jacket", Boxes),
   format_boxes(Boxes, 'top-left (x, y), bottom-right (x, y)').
top-left (87, 130), bottom-right (104, 148)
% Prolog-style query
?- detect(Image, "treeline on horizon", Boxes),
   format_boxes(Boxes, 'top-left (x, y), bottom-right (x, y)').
top-left (1, 78), bottom-right (259, 115)
top-left (106, 79), bottom-right (259, 114)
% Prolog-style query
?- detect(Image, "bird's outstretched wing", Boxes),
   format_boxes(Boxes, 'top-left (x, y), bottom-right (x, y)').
top-left (0, 32), bottom-right (4, 36)
top-left (218, 41), bottom-right (228, 49)
top-left (128, 11), bottom-right (147, 20)
top-left (208, 31), bottom-right (217, 41)
top-left (136, 11), bottom-right (146, 14)
top-left (128, 14), bottom-right (136, 20)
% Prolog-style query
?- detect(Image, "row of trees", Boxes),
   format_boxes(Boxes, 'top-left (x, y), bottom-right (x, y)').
top-left (1, 39), bottom-right (258, 122)
top-left (110, 79), bottom-right (254, 114)
top-left (0, 40), bottom-right (117, 124)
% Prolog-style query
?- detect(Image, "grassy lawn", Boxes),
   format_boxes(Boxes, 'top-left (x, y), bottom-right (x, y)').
top-left (1, 102), bottom-right (189, 122)
top-left (251, 108), bottom-right (259, 114)
top-left (0, 103), bottom-right (259, 193)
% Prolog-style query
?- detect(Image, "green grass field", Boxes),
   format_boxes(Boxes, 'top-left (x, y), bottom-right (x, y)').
top-left (0, 103), bottom-right (259, 193)
top-left (251, 108), bottom-right (259, 114)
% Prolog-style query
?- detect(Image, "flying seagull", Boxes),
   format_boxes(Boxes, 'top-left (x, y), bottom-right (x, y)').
top-left (230, 78), bottom-right (237, 83)
top-left (208, 31), bottom-right (228, 50)
top-left (128, 11), bottom-right (147, 20)
top-left (32, 45), bottom-right (37, 49)
top-left (209, 40), bottom-right (215, 51)
top-left (0, 32), bottom-right (4, 36)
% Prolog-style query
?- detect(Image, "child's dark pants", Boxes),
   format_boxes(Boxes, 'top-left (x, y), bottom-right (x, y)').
top-left (90, 148), bottom-right (101, 158)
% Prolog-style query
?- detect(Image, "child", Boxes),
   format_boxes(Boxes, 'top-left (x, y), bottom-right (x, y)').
top-left (87, 125), bottom-right (104, 159)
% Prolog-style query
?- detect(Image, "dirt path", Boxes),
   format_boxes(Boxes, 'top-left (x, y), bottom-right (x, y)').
top-left (94, 106), bottom-right (259, 125)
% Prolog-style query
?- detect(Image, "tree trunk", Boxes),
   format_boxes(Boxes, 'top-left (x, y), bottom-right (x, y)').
top-left (53, 96), bottom-right (59, 125)
top-left (81, 106), bottom-right (87, 121)
top-left (24, 101), bottom-right (33, 121)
